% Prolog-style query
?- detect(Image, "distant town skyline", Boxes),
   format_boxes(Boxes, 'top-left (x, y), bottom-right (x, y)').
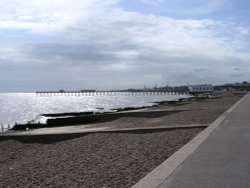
top-left (0, 0), bottom-right (250, 92)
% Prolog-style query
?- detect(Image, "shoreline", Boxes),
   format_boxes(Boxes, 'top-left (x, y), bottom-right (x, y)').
top-left (1, 94), bottom-right (189, 132)
top-left (0, 92), bottom-right (244, 187)
top-left (8, 92), bottom-right (244, 131)
top-left (9, 96), bottom-right (188, 131)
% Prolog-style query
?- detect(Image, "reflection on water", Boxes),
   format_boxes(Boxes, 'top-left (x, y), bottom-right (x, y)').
top-left (0, 92), bottom-right (189, 130)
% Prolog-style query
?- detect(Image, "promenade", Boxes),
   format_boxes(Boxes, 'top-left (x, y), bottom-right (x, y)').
top-left (134, 93), bottom-right (250, 188)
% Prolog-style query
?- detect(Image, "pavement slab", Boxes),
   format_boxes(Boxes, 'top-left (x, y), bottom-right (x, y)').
top-left (132, 93), bottom-right (249, 188)
top-left (159, 93), bottom-right (250, 188)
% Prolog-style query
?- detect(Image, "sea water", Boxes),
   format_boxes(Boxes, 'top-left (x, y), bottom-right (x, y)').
top-left (0, 92), bottom-right (189, 131)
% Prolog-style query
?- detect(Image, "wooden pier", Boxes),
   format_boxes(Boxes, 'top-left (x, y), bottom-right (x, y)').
top-left (36, 91), bottom-right (189, 97)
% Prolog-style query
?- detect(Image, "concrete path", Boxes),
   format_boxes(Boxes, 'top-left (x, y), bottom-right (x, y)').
top-left (158, 93), bottom-right (250, 188)
top-left (132, 93), bottom-right (249, 188)
top-left (0, 124), bottom-right (207, 137)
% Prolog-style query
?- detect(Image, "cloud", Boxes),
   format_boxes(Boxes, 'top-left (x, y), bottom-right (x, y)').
top-left (140, 0), bottom-right (165, 6)
top-left (0, 0), bottom-right (118, 34)
top-left (0, 0), bottom-right (250, 91)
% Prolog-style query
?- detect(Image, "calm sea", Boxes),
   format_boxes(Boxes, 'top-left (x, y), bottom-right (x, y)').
top-left (0, 92), bottom-right (188, 131)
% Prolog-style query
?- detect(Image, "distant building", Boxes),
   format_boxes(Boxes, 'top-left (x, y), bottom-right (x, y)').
top-left (172, 86), bottom-right (189, 93)
top-left (213, 86), bottom-right (228, 93)
top-left (220, 82), bottom-right (250, 91)
top-left (188, 84), bottom-right (213, 93)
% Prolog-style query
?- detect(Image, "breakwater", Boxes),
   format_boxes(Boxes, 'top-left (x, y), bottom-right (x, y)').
top-left (0, 92), bottom-right (189, 132)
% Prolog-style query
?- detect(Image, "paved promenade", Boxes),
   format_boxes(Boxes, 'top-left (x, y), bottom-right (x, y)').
top-left (132, 93), bottom-right (249, 188)
top-left (159, 93), bottom-right (250, 188)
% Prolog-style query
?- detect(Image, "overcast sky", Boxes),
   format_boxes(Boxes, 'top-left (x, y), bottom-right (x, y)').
top-left (0, 0), bottom-right (250, 92)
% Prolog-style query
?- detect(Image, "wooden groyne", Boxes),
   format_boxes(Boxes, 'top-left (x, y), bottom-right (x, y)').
top-left (10, 110), bottom-right (186, 130)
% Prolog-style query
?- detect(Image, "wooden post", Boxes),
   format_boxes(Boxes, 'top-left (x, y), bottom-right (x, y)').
top-left (1, 124), bottom-right (3, 131)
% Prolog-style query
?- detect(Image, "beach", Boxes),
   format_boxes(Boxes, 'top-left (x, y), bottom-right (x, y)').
top-left (73, 93), bottom-right (243, 130)
top-left (0, 93), bottom-right (243, 188)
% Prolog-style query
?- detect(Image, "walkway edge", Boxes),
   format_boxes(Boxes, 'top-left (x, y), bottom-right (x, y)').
top-left (131, 94), bottom-right (247, 188)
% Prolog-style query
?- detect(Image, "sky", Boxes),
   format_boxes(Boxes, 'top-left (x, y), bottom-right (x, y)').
top-left (0, 0), bottom-right (250, 92)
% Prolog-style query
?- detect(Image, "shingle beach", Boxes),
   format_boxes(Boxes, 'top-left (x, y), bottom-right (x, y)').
top-left (0, 93), bottom-right (243, 188)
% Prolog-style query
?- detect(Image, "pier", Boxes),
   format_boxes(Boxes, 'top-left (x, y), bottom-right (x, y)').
top-left (36, 90), bottom-right (189, 97)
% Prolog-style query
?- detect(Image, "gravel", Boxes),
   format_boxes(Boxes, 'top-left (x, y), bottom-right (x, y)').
top-left (0, 93), bottom-right (242, 188)
top-left (87, 94), bottom-right (242, 129)
top-left (0, 129), bottom-right (202, 188)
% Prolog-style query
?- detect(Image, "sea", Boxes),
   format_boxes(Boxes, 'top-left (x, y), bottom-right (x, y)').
top-left (0, 92), bottom-right (189, 131)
